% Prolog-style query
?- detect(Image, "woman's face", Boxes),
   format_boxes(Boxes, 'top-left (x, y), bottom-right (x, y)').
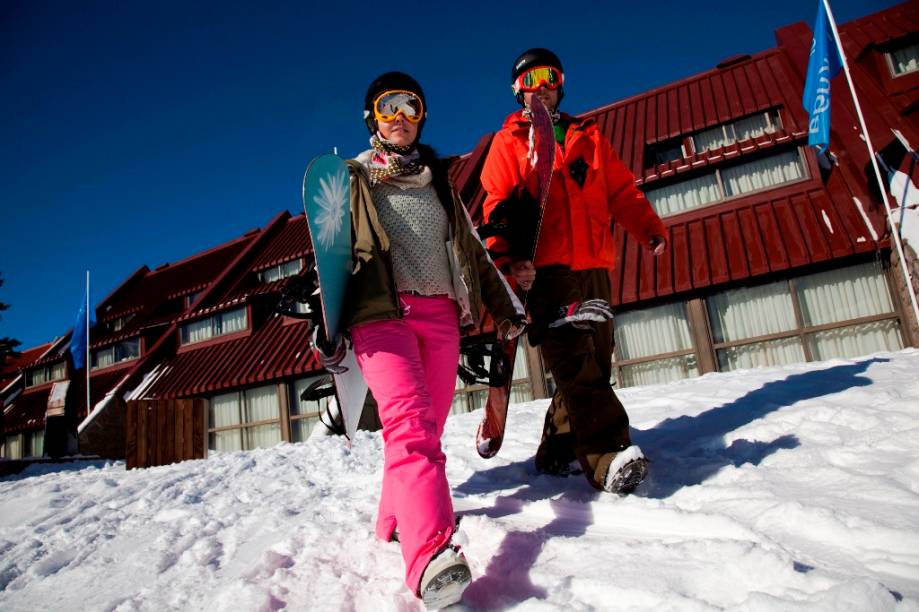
top-left (378, 114), bottom-right (418, 147)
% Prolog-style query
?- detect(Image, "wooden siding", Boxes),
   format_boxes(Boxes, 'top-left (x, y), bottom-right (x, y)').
top-left (125, 398), bottom-right (205, 469)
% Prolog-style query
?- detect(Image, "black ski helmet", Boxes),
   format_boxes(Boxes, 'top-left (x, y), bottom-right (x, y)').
top-left (363, 71), bottom-right (427, 140)
top-left (511, 48), bottom-right (565, 107)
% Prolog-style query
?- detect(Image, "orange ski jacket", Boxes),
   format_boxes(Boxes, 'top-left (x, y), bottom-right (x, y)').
top-left (480, 110), bottom-right (665, 272)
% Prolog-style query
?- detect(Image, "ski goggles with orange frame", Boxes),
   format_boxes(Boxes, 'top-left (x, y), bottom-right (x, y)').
top-left (371, 90), bottom-right (425, 124)
top-left (512, 66), bottom-right (564, 94)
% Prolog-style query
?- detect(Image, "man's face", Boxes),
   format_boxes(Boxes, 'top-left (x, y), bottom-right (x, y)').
top-left (524, 86), bottom-right (559, 113)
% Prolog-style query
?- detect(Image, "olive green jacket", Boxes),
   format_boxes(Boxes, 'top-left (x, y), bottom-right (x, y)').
top-left (339, 159), bottom-right (524, 335)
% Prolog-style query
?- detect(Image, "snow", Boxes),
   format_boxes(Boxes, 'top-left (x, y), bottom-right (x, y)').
top-left (3, 350), bottom-right (919, 611)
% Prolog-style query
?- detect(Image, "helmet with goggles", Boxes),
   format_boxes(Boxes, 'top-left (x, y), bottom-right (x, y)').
top-left (510, 48), bottom-right (565, 107)
top-left (363, 71), bottom-right (427, 138)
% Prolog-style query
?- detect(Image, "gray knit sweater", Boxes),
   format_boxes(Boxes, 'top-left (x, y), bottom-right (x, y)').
top-left (369, 170), bottom-right (456, 298)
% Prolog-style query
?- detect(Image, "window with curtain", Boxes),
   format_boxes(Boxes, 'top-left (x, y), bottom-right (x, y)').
top-left (644, 110), bottom-right (781, 170)
top-left (722, 151), bottom-right (804, 198)
top-left (795, 262), bottom-right (903, 360)
top-left (92, 339), bottom-right (140, 370)
top-left (614, 301), bottom-right (698, 387)
top-left (708, 280), bottom-right (805, 371)
top-left (111, 313), bottom-right (135, 332)
top-left (889, 41), bottom-right (919, 76)
top-left (291, 376), bottom-right (329, 441)
top-left (259, 259), bottom-right (303, 283)
top-left (3, 434), bottom-right (23, 459)
top-left (209, 392), bottom-right (243, 451)
top-left (208, 384), bottom-right (281, 452)
top-left (645, 173), bottom-right (722, 217)
top-left (244, 386), bottom-right (281, 448)
top-left (691, 110), bottom-right (780, 154)
top-left (184, 291), bottom-right (202, 308)
top-left (26, 362), bottom-right (67, 387)
top-left (705, 262), bottom-right (902, 372)
top-left (644, 149), bottom-right (806, 217)
top-left (29, 430), bottom-right (44, 458)
top-left (181, 307), bottom-right (248, 345)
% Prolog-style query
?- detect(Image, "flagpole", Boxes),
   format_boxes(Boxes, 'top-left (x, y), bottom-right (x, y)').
top-left (85, 270), bottom-right (91, 426)
top-left (821, 0), bottom-right (919, 328)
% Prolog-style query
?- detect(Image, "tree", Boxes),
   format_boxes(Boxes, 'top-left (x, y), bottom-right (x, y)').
top-left (0, 273), bottom-right (22, 370)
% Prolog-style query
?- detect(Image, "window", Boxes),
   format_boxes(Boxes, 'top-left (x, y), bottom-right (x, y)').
top-left (29, 430), bottom-right (44, 458)
top-left (888, 41), bottom-right (919, 76)
top-left (691, 110), bottom-right (780, 154)
top-left (708, 281), bottom-right (805, 371)
top-left (208, 385), bottom-right (281, 451)
top-left (0, 431), bottom-right (41, 459)
top-left (259, 260), bottom-right (302, 284)
top-left (290, 376), bottom-right (331, 441)
top-left (721, 151), bottom-right (805, 198)
top-left (707, 262), bottom-right (902, 372)
top-left (180, 307), bottom-right (248, 345)
top-left (646, 139), bottom-right (685, 166)
top-left (613, 302), bottom-right (699, 387)
top-left (184, 291), bottom-right (202, 308)
top-left (644, 149), bottom-right (807, 217)
top-left (606, 262), bottom-right (902, 387)
top-left (110, 313), bottom-right (135, 332)
top-left (26, 362), bottom-right (66, 387)
top-left (644, 110), bottom-right (781, 169)
top-left (452, 339), bottom-right (531, 415)
top-left (795, 263), bottom-right (903, 360)
top-left (3, 434), bottom-right (23, 459)
top-left (91, 338), bottom-right (140, 370)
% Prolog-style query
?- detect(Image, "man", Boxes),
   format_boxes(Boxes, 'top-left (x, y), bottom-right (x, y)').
top-left (479, 48), bottom-right (667, 494)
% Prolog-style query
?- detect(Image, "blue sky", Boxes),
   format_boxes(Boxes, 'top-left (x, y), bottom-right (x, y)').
top-left (0, 0), bottom-right (899, 349)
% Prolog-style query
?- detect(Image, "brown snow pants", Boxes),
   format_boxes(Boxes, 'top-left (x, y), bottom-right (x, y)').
top-left (528, 266), bottom-right (631, 490)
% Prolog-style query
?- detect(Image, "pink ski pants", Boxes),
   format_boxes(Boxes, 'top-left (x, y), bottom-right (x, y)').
top-left (350, 293), bottom-right (460, 594)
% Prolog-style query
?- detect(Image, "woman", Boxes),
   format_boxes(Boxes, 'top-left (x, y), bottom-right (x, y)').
top-left (316, 71), bottom-right (526, 609)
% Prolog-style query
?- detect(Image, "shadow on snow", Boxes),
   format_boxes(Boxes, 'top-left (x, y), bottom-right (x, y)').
top-left (452, 357), bottom-right (885, 609)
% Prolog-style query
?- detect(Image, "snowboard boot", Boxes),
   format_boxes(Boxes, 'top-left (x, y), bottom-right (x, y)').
top-left (419, 545), bottom-right (472, 610)
top-left (601, 445), bottom-right (649, 495)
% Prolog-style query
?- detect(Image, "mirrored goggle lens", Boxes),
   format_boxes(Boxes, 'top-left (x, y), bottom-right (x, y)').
top-left (515, 66), bottom-right (563, 92)
top-left (374, 91), bottom-right (424, 123)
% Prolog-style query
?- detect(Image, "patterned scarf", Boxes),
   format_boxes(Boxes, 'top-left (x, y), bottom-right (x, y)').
top-left (367, 134), bottom-right (424, 185)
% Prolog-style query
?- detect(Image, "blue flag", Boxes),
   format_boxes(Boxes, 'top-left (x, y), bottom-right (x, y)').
top-left (802, 0), bottom-right (843, 152)
top-left (70, 287), bottom-right (95, 370)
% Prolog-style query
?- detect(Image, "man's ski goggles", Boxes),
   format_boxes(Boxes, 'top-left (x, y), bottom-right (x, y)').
top-left (512, 66), bottom-right (564, 94)
top-left (372, 90), bottom-right (425, 124)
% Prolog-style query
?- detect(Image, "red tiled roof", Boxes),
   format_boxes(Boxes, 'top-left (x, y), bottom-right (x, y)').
top-left (250, 215), bottom-right (311, 272)
top-left (3, 367), bottom-right (127, 433)
top-left (839, 2), bottom-right (919, 60)
top-left (1, 343), bottom-right (53, 389)
top-left (137, 315), bottom-right (319, 399)
top-left (90, 234), bottom-right (256, 347)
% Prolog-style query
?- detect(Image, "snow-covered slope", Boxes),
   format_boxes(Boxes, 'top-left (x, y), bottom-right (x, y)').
top-left (2, 350), bottom-right (919, 611)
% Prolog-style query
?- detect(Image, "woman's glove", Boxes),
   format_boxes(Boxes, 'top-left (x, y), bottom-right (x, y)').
top-left (311, 324), bottom-right (348, 374)
top-left (498, 316), bottom-right (528, 341)
top-left (548, 299), bottom-right (615, 330)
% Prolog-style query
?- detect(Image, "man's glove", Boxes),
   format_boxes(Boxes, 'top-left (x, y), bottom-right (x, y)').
top-left (548, 299), bottom-right (615, 330)
top-left (311, 324), bottom-right (348, 374)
